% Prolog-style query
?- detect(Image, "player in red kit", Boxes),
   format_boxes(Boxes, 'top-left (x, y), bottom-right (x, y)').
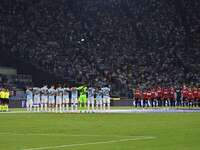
top-left (134, 88), bottom-right (141, 108)
top-left (193, 86), bottom-right (199, 108)
top-left (142, 88), bottom-right (149, 108)
top-left (150, 88), bottom-right (156, 108)
top-left (170, 87), bottom-right (176, 107)
top-left (182, 85), bottom-right (188, 108)
top-left (188, 87), bottom-right (194, 108)
top-left (163, 87), bottom-right (169, 107)
top-left (156, 86), bottom-right (163, 107)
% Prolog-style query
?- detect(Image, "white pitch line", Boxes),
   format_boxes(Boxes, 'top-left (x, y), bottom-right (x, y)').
top-left (21, 136), bottom-right (156, 150)
top-left (0, 132), bottom-right (145, 138)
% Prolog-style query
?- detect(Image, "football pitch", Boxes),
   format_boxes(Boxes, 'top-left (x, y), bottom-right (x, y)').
top-left (0, 111), bottom-right (200, 150)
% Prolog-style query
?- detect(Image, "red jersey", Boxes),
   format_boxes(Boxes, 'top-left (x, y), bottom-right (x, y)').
top-left (135, 90), bottom-right (141, 99)
top-left (150, 89), bottom-right (156, 98)
top-left (170, 89), bottom-right (176, 99)
top-left (193, 89), bottom-right (199, 98)
top-left (142, 91), bottom-right (148, 99)
top-left (188, 90), bottom-right (193, 99)
top-left (182, 88), bottom-right (188, 98)
top-left (163, 89), bottom-right (169, 99)
top-left (156, 88), bottom-right (163, 97)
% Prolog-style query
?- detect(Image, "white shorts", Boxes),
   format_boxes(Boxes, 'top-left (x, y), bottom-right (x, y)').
top-left (96, 100), bottom-right (102, 105)
top-left (88, 99), bottom-right (94, 105)
top-left (103, 97), bottom-right (110, 104)
top-left (42, 97), bottom-right (48, 103)
top-left (27, 100), bottom-right (33, 106)
top-left (56, 97), bottom-right (62, 105)
top-left (49, 99), bottom-right (55, 104)
top-left (34, 97), bottom-right (40, 104)
top-left (71, 98), bottom-right (78, 104)
top-left (63, 97), bottom-right (69, 103)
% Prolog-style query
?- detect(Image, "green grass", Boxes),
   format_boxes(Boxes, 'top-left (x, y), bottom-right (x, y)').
top-left (0, 113), bottom-right (200, 150)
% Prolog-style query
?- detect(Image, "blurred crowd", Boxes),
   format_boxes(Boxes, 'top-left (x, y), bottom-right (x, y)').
top-left (0, 0), bottom-right (199, 97)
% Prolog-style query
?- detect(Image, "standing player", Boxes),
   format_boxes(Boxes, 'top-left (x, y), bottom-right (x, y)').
top-left (0, 88), bottom-right (2, 111)
top-left (102, 85), bottom-right (111, 113)
top-left (176, 86), bottom-right (182, 109)
top-left (95, 86), bottom-right (103, 113)
top-left (156, 86), bottom-right (163, 107)
top-left (150, 88), bottom-right (156, 108)
top-left (33, 85), bottom-right (40, 112)
top-left (170, 87), bottom-right (176, 108)
top-left (87, 85), bottom-right (95, 113)
top-left (26, 87), bottom-right (33, 112)
top-left (48, 85), bottom-right (56, 112)
top-left (142, 88), bottom-right (149, 108)
top-left (62, 83), bottom-right (70, 112)
top-left (40, 84), bottom-right (48, 112)
top-left (56, 84), bottom-right (63, 113)
top-left (188, 87), bottom-right (194, 108)
top-left (193, 86), bottom-right (199, 108)
top-left (163, 87), bottom-right (169, 108)
top-left (4, 89), bottom-right (10, 111)
top-left (0, 88), bottom-right (5, 111)
top-left (77, 82), bottom-right (87, 113)
top-left (71, 87), bottom-right (78, 112)
top-left (182, 85), bottom-right (188, 108)
top-left (134, 87), bottom-right (141, 108)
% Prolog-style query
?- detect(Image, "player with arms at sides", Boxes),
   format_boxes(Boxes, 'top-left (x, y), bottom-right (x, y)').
top-left (87, 85), bottom-right (95, 113)
top-left (4, 89), bottom-right (10, 112)
top-left (56, 84), bottom-right (63, 113)
top-left (48, 85), bottom-right (56, 112)
top-left (62, 83), bottom-right (70, 112)
top-left (71, 87), bottom-right (78, 113)
top-left (40, 84), bottom-right (49, 112)
top-left (142, 88), bottom-right (149, 108)
top-left (176, 85), bottom-right (182, 109)
top-left (182, 85), bottom-right (188, 108)
top-left (0, 88), bottom-right (6, 111)
top-left (134, 87), bottom-right (141, 108)
top-left (163, 87), bottom-right (169, 108)
top-left (193, 86), bottom-right (199, 108)
top-left (170, 86), bottom-right (176, 108)
top-left (156, 86), bottom-right (163, 107)
top-left (33, 85), bottom-right (41, 112)
top-left (102, 85), bottom-right (111, 113)
top-left (95, 86), bottom-right (103, 113)
top-left (26, 86), bottom-right (33, 112)
top-left (150, 88), bottom-right (156, 108)
top-left (77, 82), bottom-right (87, 113)
top-left (188, 87), bottom-right (194, 108)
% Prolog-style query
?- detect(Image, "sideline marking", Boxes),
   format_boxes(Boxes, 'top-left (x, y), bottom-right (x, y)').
top-left (21, 136), bottom-right (156, 150)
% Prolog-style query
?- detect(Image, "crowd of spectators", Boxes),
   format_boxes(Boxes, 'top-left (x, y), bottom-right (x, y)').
top-left (0, 0), bottom-right (199, 98)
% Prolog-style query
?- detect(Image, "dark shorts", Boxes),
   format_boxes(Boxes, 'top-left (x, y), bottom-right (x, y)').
top-left (5, 99), bottom-right (9, 104)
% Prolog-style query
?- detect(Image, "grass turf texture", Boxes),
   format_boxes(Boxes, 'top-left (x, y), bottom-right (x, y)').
top-left (0, 113), bottom-right (200, 150)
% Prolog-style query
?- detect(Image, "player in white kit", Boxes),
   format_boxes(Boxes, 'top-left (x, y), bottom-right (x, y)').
top-left (101, 85), bottom-right (111, 113)
top-left (40, 84), bottom-right (48, 112)
top-left (26, 86), bottom-right (33, 112)
top-left (33, 86), bottom-right (40, 112)
top-left (95, 86), bottom-right (103, 113)
top-left (87, 85), bottom-right (95, 113)
top-left (62, 83), bottom-right (70, 112)
top-left (71, 87), bottom-right (78, 112)
top-left (48, 85), bottom-right (56, 112)
top-left (56, 84), bottom-right (63, 113)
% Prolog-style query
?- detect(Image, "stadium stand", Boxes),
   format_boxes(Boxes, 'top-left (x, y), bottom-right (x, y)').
top-left (0, 62), bottom-right (34, 99)
top-left (0, 0), bottom-right (199, 98)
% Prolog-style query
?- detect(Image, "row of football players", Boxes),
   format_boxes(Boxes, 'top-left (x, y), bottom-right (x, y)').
top-left (26, 83), bottom-right (111, 113)
top-left (134, 85), bottom-right (200, 108)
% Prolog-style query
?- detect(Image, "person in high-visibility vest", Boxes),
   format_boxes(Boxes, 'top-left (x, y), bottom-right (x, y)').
top-left (5, 89), bottom-right (10, 111)
top-left (0, 88), bottom-right (6, 111)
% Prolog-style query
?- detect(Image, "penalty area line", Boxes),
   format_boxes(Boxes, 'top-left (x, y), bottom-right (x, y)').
top-left (21, 136), bottom-right (156, 150)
